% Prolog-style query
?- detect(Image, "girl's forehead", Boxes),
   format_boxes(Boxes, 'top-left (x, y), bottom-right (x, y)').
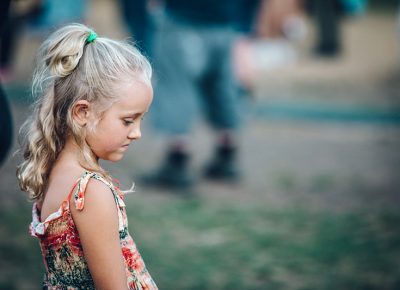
top-left (113, 78), bottom-right (152, 95)
top-left (111, 81), bottom-right (153, 111)
top-left (114, 74), bottom-right (151, 89)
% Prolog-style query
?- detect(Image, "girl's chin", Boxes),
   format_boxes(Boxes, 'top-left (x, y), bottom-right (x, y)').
top-left (108, 154), bottom-right (125, 163)
top-left (99, 153), bottom-right (124, 163)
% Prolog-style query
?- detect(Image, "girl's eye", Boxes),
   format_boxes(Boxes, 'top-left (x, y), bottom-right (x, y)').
top-left (123, 120), bottom-right (134, 126)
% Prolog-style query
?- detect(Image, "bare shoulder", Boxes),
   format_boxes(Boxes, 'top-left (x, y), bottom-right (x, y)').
top-left (70, 176), bottom-right (119, 229)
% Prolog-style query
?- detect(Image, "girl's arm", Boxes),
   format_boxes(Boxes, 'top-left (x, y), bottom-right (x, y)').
top-left (70, 179), bottom-right (129, 290)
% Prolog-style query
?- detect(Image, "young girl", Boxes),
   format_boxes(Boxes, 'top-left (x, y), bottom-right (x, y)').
top-left (17, 23), bottom-right (157, 289)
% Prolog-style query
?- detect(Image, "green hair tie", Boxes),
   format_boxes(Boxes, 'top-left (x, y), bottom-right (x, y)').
top-left (86, 30), bottom-right (97, 43)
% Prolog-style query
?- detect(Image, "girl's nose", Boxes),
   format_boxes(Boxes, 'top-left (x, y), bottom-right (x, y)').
top-left (128, 126), bottom-right (141, 140)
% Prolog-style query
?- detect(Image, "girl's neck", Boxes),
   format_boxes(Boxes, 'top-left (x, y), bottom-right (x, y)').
top-left (55, 137), bottom-right (97, 172)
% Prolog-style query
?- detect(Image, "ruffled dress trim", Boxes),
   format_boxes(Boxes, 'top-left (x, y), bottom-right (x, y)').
top-left (30, 171), bottom-right (126, 237)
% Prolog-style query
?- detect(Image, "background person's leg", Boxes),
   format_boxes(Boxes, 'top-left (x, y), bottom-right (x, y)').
top-left (142, 15), bottom-right (204, 189)
top-left (199, 28), bottom-right (242, 181)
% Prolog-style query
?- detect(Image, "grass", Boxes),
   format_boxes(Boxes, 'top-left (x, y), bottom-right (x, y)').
top-left (1, 195), bottom-right (399, 290)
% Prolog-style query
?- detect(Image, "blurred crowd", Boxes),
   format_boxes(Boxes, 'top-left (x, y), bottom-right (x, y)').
top-left (0, 0), bottom-right (370, 191)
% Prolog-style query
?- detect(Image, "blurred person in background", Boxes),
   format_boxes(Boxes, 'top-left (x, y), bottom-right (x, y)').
top-left (0, 0), bottom-right (13, 166)
top-left (28, 0), bottom-right (87, 30)
top-left (0, 0), bottom-right (87, 83)
top-left (256, 0), bottom-right (306, 41)
top-left (307, 0), bottom-right (343, 57)
top-left (0, 0), bottom-right (43, 82)
top-left (139, 0), bottom-right (261, 189)
top-left (0, 85), bottom-right (12, 166)
top-left (306, 0), bottom-right (367, 57)
top-left (234, 0), bottom-right (307, 85)
top-left (119, 0), bottom-right (155, 57)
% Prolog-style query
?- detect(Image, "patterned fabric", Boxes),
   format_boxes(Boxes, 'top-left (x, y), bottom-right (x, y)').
top-left (30, 171), bottom-right (158, 290)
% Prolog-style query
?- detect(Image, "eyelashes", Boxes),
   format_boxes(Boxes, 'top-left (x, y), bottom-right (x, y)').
top-left (123, 120), bottom-right (134, 126)
top-left (123, 116), bottom-right (145, 126)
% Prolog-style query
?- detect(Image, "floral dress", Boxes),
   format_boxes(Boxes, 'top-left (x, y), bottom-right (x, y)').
top-left (30, 171), bottom-right (158, 290)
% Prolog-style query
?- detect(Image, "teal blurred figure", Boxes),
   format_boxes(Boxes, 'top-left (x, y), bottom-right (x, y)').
top-left (29, 0), bottom-right (87, 30)
top-left (139, 0), bottom-right (260, 190)
top-left (119, 0), bottom-right (154, 57)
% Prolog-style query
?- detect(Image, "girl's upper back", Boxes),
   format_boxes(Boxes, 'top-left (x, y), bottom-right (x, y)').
top-left (39, 165), bottom-right (86, 223)
top-left (30, 171), bottom-right (158, 290)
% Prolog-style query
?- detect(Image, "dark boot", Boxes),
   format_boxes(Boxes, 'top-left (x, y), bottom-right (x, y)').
top-left (141, 150), bottom-right (193, 189)
top-left (203, 146), bottom-right (240, 182)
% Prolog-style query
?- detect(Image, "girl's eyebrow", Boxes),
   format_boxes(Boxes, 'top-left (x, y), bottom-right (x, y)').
top-left (123, 111), bottom-right (148, 117)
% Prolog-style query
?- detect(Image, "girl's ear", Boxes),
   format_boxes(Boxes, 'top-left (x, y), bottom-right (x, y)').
top-left (72, 100), bottom-right (91, 126)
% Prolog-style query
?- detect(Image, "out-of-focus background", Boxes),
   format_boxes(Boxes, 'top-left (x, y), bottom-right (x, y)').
top-left (1, 0), bottom-right (400, 289)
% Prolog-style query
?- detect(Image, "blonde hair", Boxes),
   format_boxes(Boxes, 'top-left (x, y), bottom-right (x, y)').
top-left (17, 23), bottom-right (152, 200)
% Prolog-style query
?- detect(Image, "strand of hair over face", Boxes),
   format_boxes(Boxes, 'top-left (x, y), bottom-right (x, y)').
top-left (17, 23), bottom-right (152, 200)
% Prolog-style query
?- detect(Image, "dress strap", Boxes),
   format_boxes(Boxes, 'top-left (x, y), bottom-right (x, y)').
top-left (70, 171), bottom-right (113, 210)
top-left (68, 171), bottom-right (126, 231)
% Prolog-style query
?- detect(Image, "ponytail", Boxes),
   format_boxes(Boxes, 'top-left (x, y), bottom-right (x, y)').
top-left (18, 89), bottom-right (58, 199)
